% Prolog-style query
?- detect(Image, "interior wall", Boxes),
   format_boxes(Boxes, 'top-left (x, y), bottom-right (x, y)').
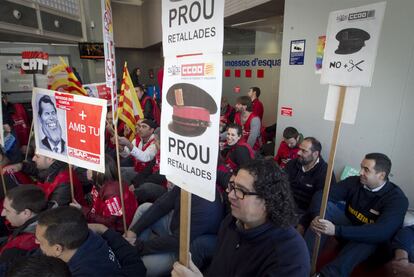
top-left (222, 54), bottom-right (281, 126)
top-left (113, 3), bottom-right (143, 48)
top-left (279, 0), bottom-right (414, 205)
top-left (115, 48), bottom-right (163, 87)
top-left (141, 0), bottom-right (162, 48)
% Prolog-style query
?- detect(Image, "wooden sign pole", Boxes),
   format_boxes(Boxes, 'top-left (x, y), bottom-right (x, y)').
top-left (179, 189), bottom-right (192, 267)
top-left (68, 164), bottom-right (75, 202)
top-left (25, 121), bottom-right (34, 161)
top-left (0, 167), bottom-right (6, 196)
top-left (311, 86), bottom-right (346, 274)
top-left (114, 123), bottom-right (128, 233)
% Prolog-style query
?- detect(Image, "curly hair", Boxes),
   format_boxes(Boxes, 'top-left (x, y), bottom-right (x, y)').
top-left (239, 159), bottom-right (297, 227)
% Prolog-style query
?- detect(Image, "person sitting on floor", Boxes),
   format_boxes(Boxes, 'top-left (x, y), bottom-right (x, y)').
top-left (5, 255), bottom-right (71, 277)
top-left (130, 127), bottom-right (167, 204)
top-left (274, 126), bottom-right (303, 168)
top-left (35, 206), bottom-right (125, 276)
top-left (3, 154), bottom-right (85, 206)
top-left (0, 185), bottom-right (47, 264)
top-left (304, 153), bottom-right (408, 277)
top-left (172, 159), bottom-right (310, 277)
top-left (118, 119), bottom-right (158, 184)
top-left (218, 123), bottom-right (254, 174)
top-left (71, 154), bottom-right (138, 233)
top-left (234, 96), bottom-right (262, 152)
top-left (389, 225), bottom-right (414, 276)
top-left (124, 186), bottom-right (224, 276)
top-left (285, 137), bottom-right (336, 234)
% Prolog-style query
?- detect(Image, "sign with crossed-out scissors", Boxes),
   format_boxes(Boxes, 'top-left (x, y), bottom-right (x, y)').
top-left (321, 2), bottom-right (386, 87)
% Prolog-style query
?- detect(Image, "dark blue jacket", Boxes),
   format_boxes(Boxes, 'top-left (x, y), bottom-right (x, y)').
top-left (206, 214), bottom-right (310, 277)
top-left (67, 231), bottom-right (123, 277)
top-left (285, 157), bottom-right (335, 212)
top-left (130, 186), bottom-right (224, 255)
top-left (101, 229), bottom-right (146, 276)
top-left (305, 176), bottom-right (408, 243)
top-left (392, 225), bottom-right (414, 262)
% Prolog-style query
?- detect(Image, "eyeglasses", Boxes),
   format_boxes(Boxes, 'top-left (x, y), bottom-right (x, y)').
top-left (226, 181), bottom-right (259, 200)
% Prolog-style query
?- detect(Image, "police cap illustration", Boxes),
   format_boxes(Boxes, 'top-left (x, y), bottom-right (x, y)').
top-left (335, 28), bottom-right (370, 54)
top-left (167, 83), bottom-right (217, 137)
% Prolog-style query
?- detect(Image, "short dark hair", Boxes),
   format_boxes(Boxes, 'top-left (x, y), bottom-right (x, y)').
top-left (226, 123), bottom-right (242, 137)
top-left (135, 85), bottom-right (146, 94)
top-left (141, 119), bottom-right (157, 129)
top-left (365, 153), bottom-right (392, 179)
top-left (283, 127), bottom-right (299, 139)
top-left (6, 256), bottom-right (71, 277)
top-left (6, 185), bottom-right (47, 214)
top-left (38, 95), bottom-right (56, 117)
top-left (236, 96), bottom-right (253, 112)
top-left (304, 137), bottom-right (322, 155)
top-left (250, 87), bottom-right (261, 98)
top-left (38, 206), bottom-right (88, 250)
top-left (239, 159), bottom-right (297, 227)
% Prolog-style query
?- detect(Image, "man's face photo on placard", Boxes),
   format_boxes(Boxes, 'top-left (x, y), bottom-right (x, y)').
top-left (37, 95), bottom-right (65, 153)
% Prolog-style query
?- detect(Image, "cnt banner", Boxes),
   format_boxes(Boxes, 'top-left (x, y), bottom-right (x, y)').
top-left (32, 87), bottom-right (107, 172)
top-left (160, 0), bottom-right (224, 201)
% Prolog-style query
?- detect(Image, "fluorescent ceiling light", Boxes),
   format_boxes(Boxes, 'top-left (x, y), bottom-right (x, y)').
top-left (230, 19), bottom-right (267, 27)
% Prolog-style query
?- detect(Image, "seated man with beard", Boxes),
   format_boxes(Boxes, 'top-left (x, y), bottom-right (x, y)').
top-left (37, 95), bottom-right (65, 154)
top-left (284, 137), bottom-right (336, 234)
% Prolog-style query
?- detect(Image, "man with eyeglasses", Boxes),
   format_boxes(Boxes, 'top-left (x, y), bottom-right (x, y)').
top-left (172, 159), bottom-right (310, 277)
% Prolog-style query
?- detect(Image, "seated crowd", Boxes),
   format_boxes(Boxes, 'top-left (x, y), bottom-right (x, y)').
top-left (0, 86), bottom-right (412, 277)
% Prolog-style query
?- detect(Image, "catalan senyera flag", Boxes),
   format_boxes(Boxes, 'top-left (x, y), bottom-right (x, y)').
top-left (47, 57), bottom-right (88, 96)
top-left (118, 62), bottom-right (144, 141)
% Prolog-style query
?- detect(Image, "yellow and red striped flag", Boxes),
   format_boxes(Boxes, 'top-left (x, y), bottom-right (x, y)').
top-left (47, 57), bottom-right (88, 96)
top-left (118, 62), bottom-right (144, 141)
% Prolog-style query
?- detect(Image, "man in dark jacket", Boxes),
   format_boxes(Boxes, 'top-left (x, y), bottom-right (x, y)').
top-left (0, 185), bottom-right (47, 264)
top-left (35, 206), bottom-right (123, 277)
top-left (390, 225), bottom-right (414, 276)
top-left (172, 159), bottom-right (310, 277)
top-left (305, 153), bottom-right (409, 277)
top-left (125, 186), bottom-right (224, 276)
top-left (285, 137), bottom-right (336, 234)
top-left (3, 154), bottom-right (85, 206)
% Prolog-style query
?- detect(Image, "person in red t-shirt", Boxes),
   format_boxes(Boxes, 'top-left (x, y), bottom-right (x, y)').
top-left (71, 155), bottom-right (138, 232)
top-left (274, 127), bottom-right (303, 168)
top-left (247, 86), bottom-right (264, 121)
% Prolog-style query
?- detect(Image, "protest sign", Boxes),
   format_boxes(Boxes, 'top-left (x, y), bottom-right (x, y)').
top-left (32, 88), bottom-right (107, 173)
top-left (321, 2), bottom-right (386, 87)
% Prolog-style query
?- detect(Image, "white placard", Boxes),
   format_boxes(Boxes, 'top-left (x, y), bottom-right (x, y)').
top-left (321, 2), bottom-right (386, 87)
top-left (102, 0), bottom-right (117, 120)
top-left (32, 88), bottom-right (107, 172)
top-left (162, 0), bottom-right (224, 57)
top-left (324, 85), bottom-right (361, 125)
top-left (160, 53), bottom-right (222, 201)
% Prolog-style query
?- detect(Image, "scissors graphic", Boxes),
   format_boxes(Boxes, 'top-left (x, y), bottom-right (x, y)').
top-left (347, 60), bottom-right (364, 72)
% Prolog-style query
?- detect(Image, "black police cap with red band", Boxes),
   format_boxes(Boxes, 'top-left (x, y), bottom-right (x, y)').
top-left (335, 28), bottom-right (370, 55)
top-left (167, 83), bottom-right (217, 137)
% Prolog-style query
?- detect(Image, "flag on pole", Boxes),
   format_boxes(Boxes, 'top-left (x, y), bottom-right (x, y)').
top-left (47, 57), bottom-right (88, 96)
top-left (117, 62), bottom-right (144, 141)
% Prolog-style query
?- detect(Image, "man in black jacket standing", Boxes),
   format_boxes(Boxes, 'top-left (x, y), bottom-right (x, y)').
top-left (305, 153), bottom-right (409, 277)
